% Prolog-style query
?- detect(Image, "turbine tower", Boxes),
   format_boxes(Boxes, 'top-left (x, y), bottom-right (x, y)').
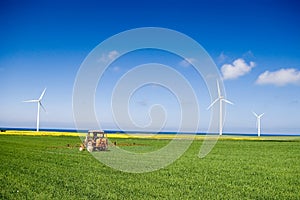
top-left (207, 80), bottom-right (233, 136)
top-left (253, 112), bottom-right (264, 137)
top-left (23, 88), bottom-right (47, 132)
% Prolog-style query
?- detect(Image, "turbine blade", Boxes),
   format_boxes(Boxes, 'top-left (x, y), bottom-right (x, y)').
top-left (40, 102), bottom-right (47, 113)
top-left (258, 113), bottom-right (264, 118)
top-left (207, 98), bottom-right (219, 110)
top-left (23, 99), bottom-right (38, 103)
top-left (252, 111), bottom-right (258, 117)
top-left (39, 88), bottom-right (47, 101)
top-left (217, 80), bottom-right (221, 98)
top-left (222, 99), bottom-right (234, 105)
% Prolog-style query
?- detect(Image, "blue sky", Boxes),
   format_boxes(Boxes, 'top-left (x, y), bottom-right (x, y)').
top-left (1, 0), bottom-right (300, 133)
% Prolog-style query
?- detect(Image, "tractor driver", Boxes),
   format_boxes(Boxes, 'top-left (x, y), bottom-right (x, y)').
top-left (93, 132), bottom-right (98, 143)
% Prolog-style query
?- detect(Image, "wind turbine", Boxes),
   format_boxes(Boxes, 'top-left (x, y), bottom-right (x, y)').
top-left (253, 112), bottom-right (264, 137)
top-left (207, 80), bottom-right (233, 136)
top-left (23, 88), bottom-right (47, 132)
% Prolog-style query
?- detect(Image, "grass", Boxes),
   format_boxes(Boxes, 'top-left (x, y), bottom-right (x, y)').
top-left (0, 133), bottom-right (300, 199)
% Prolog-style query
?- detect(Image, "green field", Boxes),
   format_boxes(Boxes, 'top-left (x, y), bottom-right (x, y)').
top-left (0, 135), bottom-right (300, 199)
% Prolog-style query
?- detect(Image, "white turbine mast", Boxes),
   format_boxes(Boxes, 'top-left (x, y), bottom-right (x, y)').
top-left (207, 80), bottom-right (233, 136)
top-left (23, 88), bottom-right (47, 132)
top-left (253, 111), bottom-right (264, 137)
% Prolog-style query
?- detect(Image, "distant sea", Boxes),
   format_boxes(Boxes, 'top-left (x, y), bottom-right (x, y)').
top-left (1, 127), bottom-right (300, 136)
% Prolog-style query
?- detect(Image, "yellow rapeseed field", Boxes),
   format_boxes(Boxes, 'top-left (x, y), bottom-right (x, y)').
top-left (1, 130), bottom-right (299, 141)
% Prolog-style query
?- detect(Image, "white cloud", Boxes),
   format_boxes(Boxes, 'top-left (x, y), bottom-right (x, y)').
top-left (242, 50), bottom-right (255, 59)
top-left (256, 68), bottom-right (300, 86)
top-left (217, 52), bottom-right (228, 64)
top-left (107, 50), bottom-right (119, 60)
top-left (179, 58), bottom-right (197, 67)
top-left (99, 50), bottom-right (120, 63)
top-left (221, 58), bottom-right (255, 80)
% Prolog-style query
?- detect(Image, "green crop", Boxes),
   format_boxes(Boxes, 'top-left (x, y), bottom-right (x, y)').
top-left (0, 135), bottom-right (299, 199)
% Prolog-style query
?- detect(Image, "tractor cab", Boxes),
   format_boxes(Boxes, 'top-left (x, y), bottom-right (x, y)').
top-left (84, 130), bottom-right (108, 152)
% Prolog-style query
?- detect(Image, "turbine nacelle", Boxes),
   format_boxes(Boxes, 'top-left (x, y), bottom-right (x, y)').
top-left (252, 111), bottom-right (264, 119)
